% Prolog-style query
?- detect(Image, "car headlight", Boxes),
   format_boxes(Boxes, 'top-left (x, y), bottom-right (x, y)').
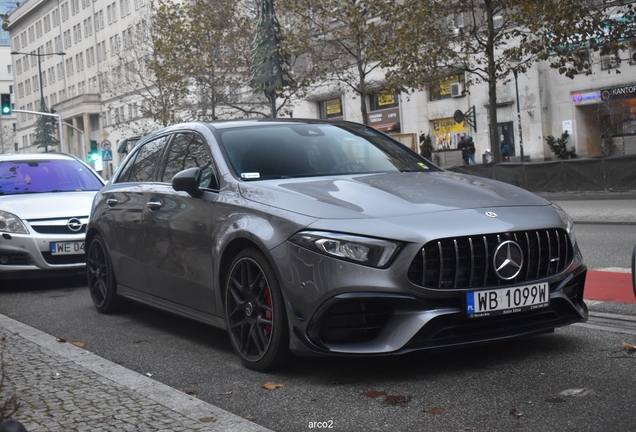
top-left (0, 210), bottom-right (28, 234)
top-left (551, 203), bottom-right (577, 246)
top-left (290, 231), bottom-right (401, 268)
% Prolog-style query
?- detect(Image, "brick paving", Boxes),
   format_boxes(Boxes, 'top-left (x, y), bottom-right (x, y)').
top-left (0, 314), bottom-right (270, 432)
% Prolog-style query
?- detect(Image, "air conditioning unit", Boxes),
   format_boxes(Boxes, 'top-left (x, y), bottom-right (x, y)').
top-left (451, 83), bottom-right (463, 97)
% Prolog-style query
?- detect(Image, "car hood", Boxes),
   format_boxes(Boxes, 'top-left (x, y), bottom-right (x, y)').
top-left (0, 191), bottom-right (97, 220)
top-left (239, 171), bottom-right (550, 219)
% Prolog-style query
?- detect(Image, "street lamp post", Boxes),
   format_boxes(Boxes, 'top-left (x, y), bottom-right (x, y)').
top-left (10, 49), bottom-right (65, 151)
top-left (512, 68), bottom-right (525, 163)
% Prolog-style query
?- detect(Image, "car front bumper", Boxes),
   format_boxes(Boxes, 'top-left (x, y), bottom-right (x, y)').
top-left (272, 241), bottom-right (587, 357)
top-left (0, 222), bottom-right (88, 279)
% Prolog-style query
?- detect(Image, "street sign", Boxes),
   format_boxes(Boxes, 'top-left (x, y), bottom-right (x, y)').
top-left (102, 131), bottom-right (109, 139)
top-left (101, 139), bottom-right (111, 150)
top-left (102, 150), bottom-right (113, 161)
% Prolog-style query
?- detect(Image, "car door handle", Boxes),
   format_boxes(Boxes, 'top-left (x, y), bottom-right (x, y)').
top-left (106, 198), bottom-right (118, 207)
top-left (147, 199), bottom-right (163, 211)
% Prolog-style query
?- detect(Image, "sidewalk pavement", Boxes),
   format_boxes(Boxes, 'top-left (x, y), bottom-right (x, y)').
top-left (0, 191), bottom-right (633, 432)
top-left (0, 313), bottom-right (272, 432)
top-left (538, 192), bottom-right (636, 225)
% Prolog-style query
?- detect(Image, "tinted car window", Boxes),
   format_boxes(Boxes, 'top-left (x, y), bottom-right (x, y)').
top-left (162, 133), bottom-right (216, 189)
top-left (219, 124), bottom-right (434, 180)
top-left (119, 136), bottom-right (167, 183)
top-left (0, 159), bottom-right (103, 195)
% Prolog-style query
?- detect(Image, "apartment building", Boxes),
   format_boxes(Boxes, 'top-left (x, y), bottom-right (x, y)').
top-left (6, 0), bottom-right (150, 178)
top-left (0, 0), bottom-right (17, 153)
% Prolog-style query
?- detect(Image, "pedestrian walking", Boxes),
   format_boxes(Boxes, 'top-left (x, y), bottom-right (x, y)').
top-left (458, 135), bottom-right (470, 166)
top-left (467, 136), bottom-right (476, 165)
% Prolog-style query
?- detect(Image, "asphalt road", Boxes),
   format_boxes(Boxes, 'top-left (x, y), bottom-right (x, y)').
top-left (1, 223), bottom-right (635, 431)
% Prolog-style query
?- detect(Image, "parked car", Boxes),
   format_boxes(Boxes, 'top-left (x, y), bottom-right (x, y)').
top-left (0, 153), bottom-right (105, 279)
top-left (86, 119), bottom-right (588, 371)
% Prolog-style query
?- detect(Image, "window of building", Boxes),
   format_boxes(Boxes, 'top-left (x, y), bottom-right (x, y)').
top-left (369, 90), bottom-right (399, 111)
top-left (429, 74), bottom-right (466, 101)
top-left (6, 65), bottom-right (11, 75)
top-left (319, 98), bottom-right (343, 119)
top-left (61, 2), bottom-right (69, 22)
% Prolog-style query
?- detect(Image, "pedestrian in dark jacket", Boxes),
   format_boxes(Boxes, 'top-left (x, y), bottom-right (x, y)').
top-left (458, 135), bottom-right (470, 166)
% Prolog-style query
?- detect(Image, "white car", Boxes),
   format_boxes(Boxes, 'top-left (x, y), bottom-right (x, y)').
top-left (0, 153), bottom-right (105, 279)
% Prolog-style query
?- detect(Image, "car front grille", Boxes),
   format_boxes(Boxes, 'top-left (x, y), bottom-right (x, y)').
top-left (41, 252), bottom-right (86, 265)
top-left (407, 229), bottom-right (573, 289)
top-left (30, 225), bottom-right (86, 235)
top-left (318, 300), bottom-right (393, 345)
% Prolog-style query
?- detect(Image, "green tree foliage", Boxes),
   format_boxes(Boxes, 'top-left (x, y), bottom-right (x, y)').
top-left (545, 131), bottom-right (576, 159)
top-left (250, 0), bottom-right (295, 117)
top-left (378, 0), bottom-right (626, 163)
top-left (33, 113), bottom-right (59, 152)
top-left (279, 0), bottom-right (392, 125)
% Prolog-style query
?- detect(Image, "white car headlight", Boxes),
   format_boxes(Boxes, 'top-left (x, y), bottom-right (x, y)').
top-left (290, 231), bottom-right (400, 268)
top-left (551, 203), bottom-right (576, 246)
top-left (0, 210), bottom-right (28, 234)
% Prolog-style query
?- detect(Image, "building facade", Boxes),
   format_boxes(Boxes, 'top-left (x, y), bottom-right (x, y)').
top-left (6, 0), bottom-right (151, 179)
top-left (293, 47), bottom-right (636, 164)
top-left (5, 0), bottom-right (636, 174)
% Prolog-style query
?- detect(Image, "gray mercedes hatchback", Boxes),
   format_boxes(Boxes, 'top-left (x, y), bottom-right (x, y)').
top-left (86, 119), bottom-right (587, 371)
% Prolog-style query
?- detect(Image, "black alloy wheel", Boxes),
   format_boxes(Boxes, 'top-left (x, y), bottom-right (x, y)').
top-left (225, 248), bottom-right (289, 371)
top-left (87, 234), bottom-right (121, 313)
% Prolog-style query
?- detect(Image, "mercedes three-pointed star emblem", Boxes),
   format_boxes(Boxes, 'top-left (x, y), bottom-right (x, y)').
top-left (493, 240), bottom-right (524, 280)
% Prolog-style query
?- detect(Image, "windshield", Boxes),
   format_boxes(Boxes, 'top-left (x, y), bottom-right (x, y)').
top-left (0, 159), bottom-right (104, 195)
top-left (218, 123), bottom-right (437, 180)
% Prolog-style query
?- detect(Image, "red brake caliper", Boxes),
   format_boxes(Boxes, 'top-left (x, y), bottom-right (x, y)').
top-left (264, 287), bottom-right (273, 338)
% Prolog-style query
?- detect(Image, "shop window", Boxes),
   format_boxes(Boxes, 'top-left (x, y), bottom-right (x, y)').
top-left (369, 90), bottom-right (399, 111)
top-left (319, 98), bottom-right (343, 119)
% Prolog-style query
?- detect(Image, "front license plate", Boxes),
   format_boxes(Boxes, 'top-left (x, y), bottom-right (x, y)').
top-left (466, 282), bottom-right (549, 317)
top-left (50, 241), bottom-right (85, 255)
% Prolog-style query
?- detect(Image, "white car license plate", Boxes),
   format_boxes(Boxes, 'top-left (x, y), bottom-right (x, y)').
top-left (50, 241), bottom-right (85, 255)
top-left (467, 282), bottom-right (549, 317)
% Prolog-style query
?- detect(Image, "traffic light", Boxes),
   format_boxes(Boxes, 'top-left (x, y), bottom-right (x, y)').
top-left (89, 140), bottom-right (100, 162)
top-left (1, 94), bottom-right (11, 115)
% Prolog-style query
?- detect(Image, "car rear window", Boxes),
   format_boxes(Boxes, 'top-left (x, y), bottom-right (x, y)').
top-left (0, 159), bottom-right (104, 195)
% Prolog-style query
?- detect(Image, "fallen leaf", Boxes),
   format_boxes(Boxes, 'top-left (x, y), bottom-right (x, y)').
top-left (509, 408), bottom-right (523, 419)
top-left (218, 391), bottom-right (232, 396)
top-left (361, 390), bottom-right (387, 398)
top-left (262, 382), bottom-right (285, 390)
top-left (133, 340), bottom-right (143, 344)
top-left (422, 407), bottom-right (446, 415)
top-left (199, 417), bottom-right (216, 423)
top-left (56, 336), bottom-right (85, 347)
top-left (559, 388), bottom-right (596, 397)
top-left (382, 395), bottom-right (411, 406)
top-left (622, 342), bottom-right (636, 353)
top-left (545, 397), bottom-right (566, 403)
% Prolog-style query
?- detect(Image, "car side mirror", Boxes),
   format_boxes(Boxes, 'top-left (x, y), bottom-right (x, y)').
top-left (172, 167), bottom-right (203, 198)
